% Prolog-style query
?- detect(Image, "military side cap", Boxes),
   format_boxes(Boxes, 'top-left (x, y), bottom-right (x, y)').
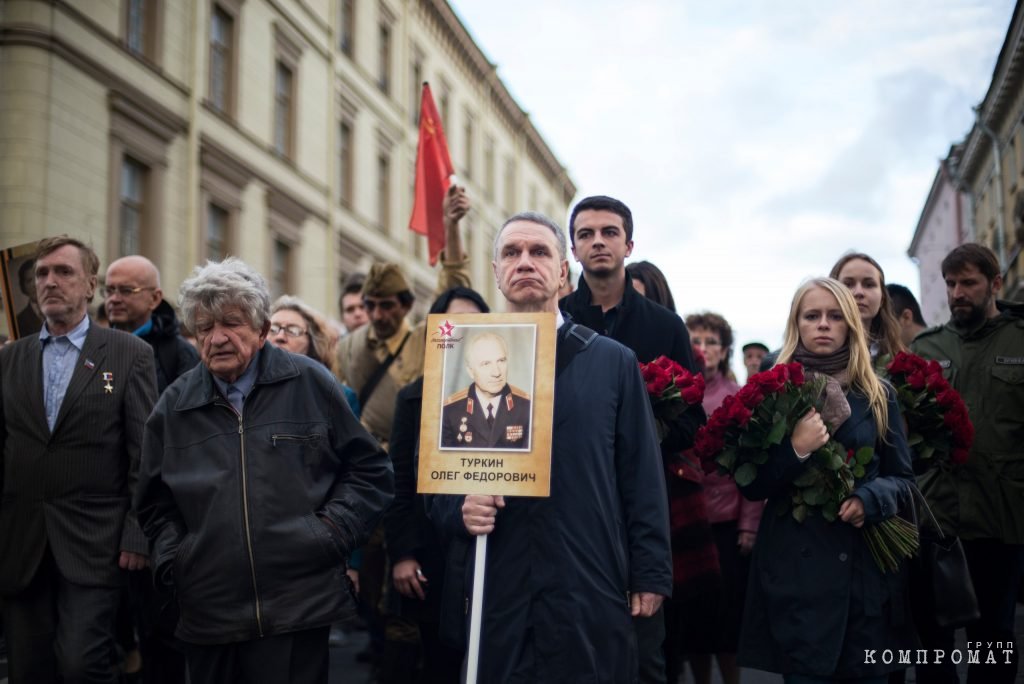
top-left (363, 263), bottom-right (411, 297)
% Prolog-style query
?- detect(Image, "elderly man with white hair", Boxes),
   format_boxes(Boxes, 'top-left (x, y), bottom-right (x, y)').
top-left (135, 258), bottom-right (393, 684)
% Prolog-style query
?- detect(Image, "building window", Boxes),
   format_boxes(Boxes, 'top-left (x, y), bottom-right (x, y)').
top-left (271, 239), bottom-right (292, 298)
top-left (124, 0), bottom-right (159, 61)
top-left (463, 110), bottom-right (474, 180)
top-left (209, 4), bottom-right (234, 114)
top-left (377, 21), bottom-right (391, 95)
top-left (377, 150), bottom-right (391, 232)
top-left (119, 156), bottom-right (148, 257)
top-left (439, 83), bottom-right (450, 136)
top-left (274, 60), bottom-right (294, 158)
top-left (206, 203), bottom-right (230, 260)
top-left (339, 0), bottom-right (354, 56)
top-left (484, 136), bottom-right (495, 200)
top-left (503, 156), bottom-right (516, 214)
top-left (410, 51), bottom-right (423, 125)
top-left (338, 120), bottom-right (354, 206)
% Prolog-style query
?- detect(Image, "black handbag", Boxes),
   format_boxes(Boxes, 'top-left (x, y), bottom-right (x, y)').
top-left (908, 485), bottom-right (980, 629)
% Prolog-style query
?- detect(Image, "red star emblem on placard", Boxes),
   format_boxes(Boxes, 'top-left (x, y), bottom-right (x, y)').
top-left (438, 320), bottom-right (455, 338)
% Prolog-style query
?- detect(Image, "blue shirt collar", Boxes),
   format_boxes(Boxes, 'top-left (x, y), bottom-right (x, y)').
top-left (133, 318), bottom-right (154, 337)
top-left (211, 349), bottom-right (261, 400)
top-left (39, 313), bottom-right (91, 351)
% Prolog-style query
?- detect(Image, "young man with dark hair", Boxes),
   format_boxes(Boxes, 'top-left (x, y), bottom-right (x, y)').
top-left (885, 283), bottom-right (927, 347)
top-left (911, 242), bottom-right (1024, 684)
top-left (560, 195), bottom-right (704, 684)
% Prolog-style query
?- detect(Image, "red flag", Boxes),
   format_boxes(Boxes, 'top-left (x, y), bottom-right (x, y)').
top-left (409, 83), bottom-right (455, 265)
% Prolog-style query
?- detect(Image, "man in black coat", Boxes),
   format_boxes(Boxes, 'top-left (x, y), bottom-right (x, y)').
top-left (559, 195), bottom-right (705, 683)
top-left (433, 212), bottom-right (671, 683)
top-left (0, 236), bottom-right (158, 683)
top-left (105, 255), bottom-right (199, 393)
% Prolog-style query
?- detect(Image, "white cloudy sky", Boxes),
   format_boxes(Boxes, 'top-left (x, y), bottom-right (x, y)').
top-left (449, 0), bottom-right (1013, 371)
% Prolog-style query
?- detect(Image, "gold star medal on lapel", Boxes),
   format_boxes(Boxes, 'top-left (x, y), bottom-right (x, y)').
top-left (102, 371), bottom-right (114, 394)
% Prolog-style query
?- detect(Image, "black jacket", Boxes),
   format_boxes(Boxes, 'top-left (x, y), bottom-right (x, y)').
top-left (136, 342), bottom-right (393, 644)
top-left (560, 274), bottom-right (705, 451)
top-left (141, 300), bottom-right (200, 394)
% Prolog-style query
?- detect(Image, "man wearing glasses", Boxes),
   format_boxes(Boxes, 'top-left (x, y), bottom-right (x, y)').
top-left (104, 255), bottom-right (199, 683)
top-left (105, 255), bottom-right (199, 393)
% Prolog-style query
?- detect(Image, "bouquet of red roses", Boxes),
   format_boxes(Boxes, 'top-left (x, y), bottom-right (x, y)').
top-left (884, 352), bottom-right (973, 466)
top-left (639, 355), bottom-right (705, 443)
top-left (694, 362), bottom-right (918, 573)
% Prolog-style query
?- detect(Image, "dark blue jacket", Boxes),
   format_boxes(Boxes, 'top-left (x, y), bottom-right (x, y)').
top-left (737, 388), bottom-right (917, 678)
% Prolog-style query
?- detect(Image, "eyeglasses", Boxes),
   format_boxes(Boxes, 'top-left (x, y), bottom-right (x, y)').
top-left (691, 337), bottom-right (722, 348)
top-left (104, 285), bottom-right (156, 298)
top-left (270, 323), bottom-right (307, 338)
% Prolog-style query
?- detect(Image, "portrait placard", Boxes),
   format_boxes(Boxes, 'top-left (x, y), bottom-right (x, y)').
top-left (418, 312), bottom-right (556, 497)
top-left (0, 240), bottom-right (45, 340)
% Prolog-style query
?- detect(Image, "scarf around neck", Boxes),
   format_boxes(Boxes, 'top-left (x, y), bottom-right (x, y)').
top-left (792, 342), bottom-right (852, 430)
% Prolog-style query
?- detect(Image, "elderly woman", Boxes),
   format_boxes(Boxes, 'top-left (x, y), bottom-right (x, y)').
top-left (269, 295), bottom-right (358, 415)
top-left (269, 295), bottom-right (339, 372)
top-left (738, 277), bottom-right (915, 683)
top-left (686, 311), bottom-right (763, 684)
top-left (829, 253), bottom-right (905, 363)
top-left (135, 258), bottom-right (393, 684)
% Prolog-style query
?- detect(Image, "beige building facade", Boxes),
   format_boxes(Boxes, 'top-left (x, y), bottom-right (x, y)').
top-left (0, 0), bottom-right (576, 331)
top-left (955, 0), bottom-right (1024, 301)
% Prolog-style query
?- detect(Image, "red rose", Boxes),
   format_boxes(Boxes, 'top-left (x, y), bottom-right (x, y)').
top-left (679, 373), bottom-right (705, 405)
top-left (906, 369), bottom-right (927, 390)
top-left (936, 388), bottom-right (959, 409)
top-left (887, 351), bottom-right (927, 376)
top-left (737, 383), bottom-right (765, 409)
top-left (654, 355), bottom-right (683, 376)
top-left (755, 368), bottom-right (786, 393)
top-left (787, 362), bottom-right (806, 386)
top-left (722, 395), bottom-right (753, 428)
top-left (925, 372), bottom-right (947, 392)
top-left (642, 363), bottom-right (672, 396)
top-left (845, 448), bottom-right (855, 464)
top-left (693, 425), bottom-right (725, 461)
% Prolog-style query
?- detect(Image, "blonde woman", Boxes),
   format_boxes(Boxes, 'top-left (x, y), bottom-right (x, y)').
top-left (737, 278), bottom-right (915, 683)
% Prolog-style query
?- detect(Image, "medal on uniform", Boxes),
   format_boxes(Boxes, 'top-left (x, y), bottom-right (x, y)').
top-left (465, 432), bottom-right (473, 444)
top-left (102, 371), bottom-right (114, 394)
top-left (506, 425), bottom-right (524, 442)
top-left (460, 417), bottom-right (468, 433)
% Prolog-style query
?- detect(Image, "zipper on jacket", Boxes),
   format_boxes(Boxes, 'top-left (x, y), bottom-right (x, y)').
top-left (226, 404), bottom-right (264, 637)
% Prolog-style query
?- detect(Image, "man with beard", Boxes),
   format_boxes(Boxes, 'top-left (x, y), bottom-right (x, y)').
top-left (911, 243), bottom-right (1024, 684)
top-left (559, 195), bottom-right (703, 683)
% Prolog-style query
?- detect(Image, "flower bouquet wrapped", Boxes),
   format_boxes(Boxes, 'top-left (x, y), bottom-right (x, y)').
top-left (694, 362), bottom-right (918, 573)
top-left (639, 355), bottom-right (705, 443)
top-left (884, 352), bottom-right (973, 466)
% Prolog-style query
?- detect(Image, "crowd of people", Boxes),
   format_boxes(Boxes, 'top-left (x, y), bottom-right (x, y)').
top-left (0, 185), bottom-right (1021, 684)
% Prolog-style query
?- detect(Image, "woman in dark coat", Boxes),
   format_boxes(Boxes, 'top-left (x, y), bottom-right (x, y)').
top-left (737, 277), bottom-right (917, 683)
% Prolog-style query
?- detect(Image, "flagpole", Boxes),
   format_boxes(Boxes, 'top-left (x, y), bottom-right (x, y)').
top-left (465, 533), bottom-right (487, 684)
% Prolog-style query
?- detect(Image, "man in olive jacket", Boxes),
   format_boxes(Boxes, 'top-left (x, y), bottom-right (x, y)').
top-left (911, 243), bottom-right (1023, 684)
top-left (136, 258), bottom-right (393, 684)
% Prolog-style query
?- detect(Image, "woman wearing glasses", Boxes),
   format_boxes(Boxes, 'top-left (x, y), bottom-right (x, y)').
top-left (686, 311), bottom-right (763, 684)
top-left (269, 296), bottom-right (359, 417)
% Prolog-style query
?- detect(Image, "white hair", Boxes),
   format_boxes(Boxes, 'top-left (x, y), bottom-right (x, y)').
top-left (179, 258), bottom-right (271, 332)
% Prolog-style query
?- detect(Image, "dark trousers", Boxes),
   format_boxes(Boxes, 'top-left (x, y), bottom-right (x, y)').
top-left (185, 626), bottom-right (330, 684)
top-left (118, 569), bottom-right (187, 684)
top-left (915, 538), bottom-right (1022, 684)
top-left (634, 605), bottom-right (667, 684)
top-left (1, 548), bottom-right (120, 684)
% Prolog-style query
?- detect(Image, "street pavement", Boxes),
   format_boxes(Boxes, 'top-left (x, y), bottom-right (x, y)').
top-left (3, 607), bottom-right (1023, 683)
